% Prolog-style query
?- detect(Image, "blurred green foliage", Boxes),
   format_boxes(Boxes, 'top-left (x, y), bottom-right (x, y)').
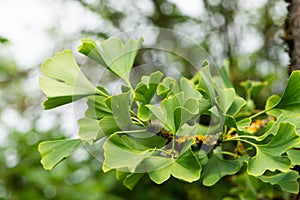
top-left (0, 0), bottom-right (294, 199)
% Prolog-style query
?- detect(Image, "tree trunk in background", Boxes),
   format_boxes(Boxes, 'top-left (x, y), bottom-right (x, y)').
top-left (285, 0), bottom-right (300, 74)
top-left (285, 1), bottom-right (300, 199)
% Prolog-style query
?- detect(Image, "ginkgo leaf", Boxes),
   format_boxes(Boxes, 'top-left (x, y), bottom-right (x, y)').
top-left (110, 92), bottom-right (132, 129)
top-left (216, 88), bottom-right (235, 115)
top-left (134, 71), bottom-right (163, 121)
top-left (157, 77), bottom-right (180, 98)
top-left (78, 38), bottom-right (108, 68)
top-left (78, 118), bottom-right (102, 145)
top-left (134, 71), bottom-right (163, 104)
top-left (123, 173), bottom-right (144, 190)
top-left (174, 98), bottom-right (199, 130)
top-left (103, 133), bottom-right (154, 173)
top-left (147, 93), bottom-right (182, 132)
top-left (38, 139), bottom-right (82, 170)
top-left (267, 71), bottom-right (300, 116)
top-left (148, 148), bottom-right (201, 184)
top-left (180, 77), bottom-right (202, 99)
top-left (247, 122), bottom-right (300, 176)
top-left (227, 96), bottom-right (246, 116)
top-left (85, 95), bottom-right (112, 120)
top-left (39, 50), bottom-right (103, 109)
top-left (101, 37), bottom-right (143, 82)
top-left (219, 59), bottom-right (233, 88)
top-left (257, 171), bottom-right (300, 194)
top-left (79, 37), bottom-right (143, 83)
top-left (287, 149), bottom-right (300, 166)
top-left (240, 80), bottom-right (268, 100)
top-left (202, 153), bottom-right (247, 186)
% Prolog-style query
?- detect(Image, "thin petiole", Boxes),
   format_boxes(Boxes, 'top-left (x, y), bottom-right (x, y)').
top-left (114, 129), bottom-right (147, 134)
top-left (215, 151), bottom-right (237, 157)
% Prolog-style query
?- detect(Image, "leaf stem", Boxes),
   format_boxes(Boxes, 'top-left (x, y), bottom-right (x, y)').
top-left (131, 117), bottom-right (147, 126)
top-left (224, 136), bottom-right (256, 146)
top-left (114, 129), bottom-right (147, 134)
top-left (96, 89), bottom-right (109, 97)
top-left (215, 151), bottom-right (237, 157)
top-left (249, 107), bottom-right (272, 119)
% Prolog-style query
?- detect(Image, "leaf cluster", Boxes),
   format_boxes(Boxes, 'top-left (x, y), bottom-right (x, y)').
top-left (38, 37), bottom-right (300, 194)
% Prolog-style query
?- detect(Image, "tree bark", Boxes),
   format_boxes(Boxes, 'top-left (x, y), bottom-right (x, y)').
top-left (285, 0), bottom-right (300, 74)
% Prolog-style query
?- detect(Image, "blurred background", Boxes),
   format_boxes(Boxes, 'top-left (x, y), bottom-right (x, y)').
top-left (0, 0), bottom-right (291, 199)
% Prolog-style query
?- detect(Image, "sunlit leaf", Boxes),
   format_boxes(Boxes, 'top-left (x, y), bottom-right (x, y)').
top-left (39, 50), bottom-right (102, 109)
top-left (79, 37), bottom-right (143, 83)
top-left (265, 95), bottom-right (281, 117)
top-left (39, 139), bottom-right (82, 170)
top-left (101, 37), bottom-right (143, 82)
top-left (78, 38), bottom-right (108, 68)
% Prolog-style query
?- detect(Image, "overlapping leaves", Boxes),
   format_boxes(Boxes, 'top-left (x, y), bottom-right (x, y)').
top-left (38, 37), bottom-right (300, 194)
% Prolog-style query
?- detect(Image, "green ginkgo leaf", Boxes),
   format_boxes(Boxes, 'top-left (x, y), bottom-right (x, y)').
top-left (78, 38), bottom-right (108, 68)
top-left (174, 98), bottom-right (199, 130)
top-left (123, 173), bottom-right (144, 190)
top-left (240, 80), bottom-right (268, 100)
top-left (257, 170), bottom-right (300, 194)
top-left (134, 71), bottom-right (163, 103)
top-left (216, 88), bottom-right (235, 115)
top-left (78, 118), bottom-right (102, 145)
top-left (148, 148), bottom-right (201, 184)
top-left (267, 71), bottom-right (300, 116)
top-left (85, 95), bottom-right (112, 120)
top-left (180, 77), bottom-right (202, 99)
top-left (134, 71), bottom-right (164, 121)
top-left (247, 122), bottom-right (300, 176)
top-left (157, 77), bottom-right (180, 98)
top-left (287, 149), bottom-right (300, 165)
top-left (39, 50), bottom-right (103, 109)
top-left (38, 139), bottom-right (82, 170)
top-left (110, 92), bottom-right (132, 129)
top-left (202, 153), bottom-right (247, 186)
top-left (227, 96), bottom-right (246, 116)
top-left (103, 133), bottom-right (154, 173)
top-left (101, 37), bottom-right (144, 83)
top-left (147, 93), bottom-right (182, 132)
top-left (79, 37), bottom-right (143, 83)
